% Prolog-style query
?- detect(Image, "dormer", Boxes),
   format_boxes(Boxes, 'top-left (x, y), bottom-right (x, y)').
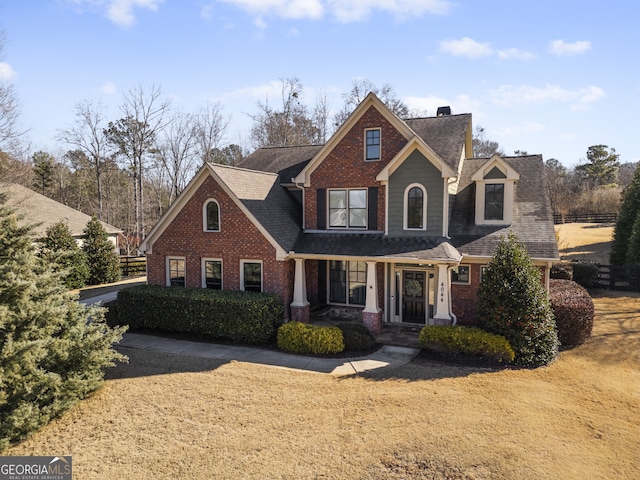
top-left (471, 154), bottom-right (520, 226)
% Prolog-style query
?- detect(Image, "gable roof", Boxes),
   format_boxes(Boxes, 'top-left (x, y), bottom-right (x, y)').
top-left (449, 155), bottom-right (559, 260)
top-left (0, 183), bottom-right (122, 238)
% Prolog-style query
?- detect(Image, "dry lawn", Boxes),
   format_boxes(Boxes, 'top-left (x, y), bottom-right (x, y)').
top-left (555, 223), bottom-right (614, 264)
top-left (6, 292), bottom-right (640, 479)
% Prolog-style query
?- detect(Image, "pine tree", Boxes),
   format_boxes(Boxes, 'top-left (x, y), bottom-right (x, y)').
top-left (0, 193), bottom-right (127, 450)
top-left (477, 232), bottom-right (559, 367)
top-left (611, 163), bottom-right (640, 265)
top-left (82, 216), bottom-right (121, 285)
top-left (39, 220), bottom-right (90, 289)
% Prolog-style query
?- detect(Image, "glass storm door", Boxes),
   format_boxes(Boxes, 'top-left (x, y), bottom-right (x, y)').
top-left (402, 271), bottom-right (426, 324)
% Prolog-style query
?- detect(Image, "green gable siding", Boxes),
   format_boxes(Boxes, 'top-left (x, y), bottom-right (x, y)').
top-left (388, 150), bottom-right (444, 236)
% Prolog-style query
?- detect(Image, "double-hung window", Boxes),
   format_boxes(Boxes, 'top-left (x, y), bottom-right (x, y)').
top-left (203, 259), bottom-right (222, 290)
top-left (405, 185), bottom-right (426, 230)
top-left (167, 257), bottom-right (185, 287)
top-left (241, 260), bottom-right (262, 293)
top-left (328, 189), bottom-right (367, 228)
top-left (203, 200), bottom-right (220, 231)
top-left (365, 128), bottom-right (381, 161)
top-left (484, 184), bottom-right (504, 221)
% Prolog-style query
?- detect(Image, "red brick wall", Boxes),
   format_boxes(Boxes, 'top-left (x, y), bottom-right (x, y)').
top-left (146, 174), bottom-right (294, 317)
top-left (305, 106), bottom-right (408, 231)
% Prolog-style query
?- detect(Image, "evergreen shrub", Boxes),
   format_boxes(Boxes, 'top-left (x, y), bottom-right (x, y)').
top-left (419, 326), bottom-right (515, 363)
top-left (117, 285), bottom-right (284, 344)
top-left (338, 322), bottom-right (377, 351)
top-left (571, 261), bottom-right (600, 288)
top-left (477, 232), bottom-right (559, 367)
top-left (550, 262), bottom-right (572, 280)
top-left (277, 322), bottom-right (344, 355)
top-left (39, 220), bottom-right (89, 289)
top-left (82, 216), bottom-right (121, 285)
top-left (549, 279), bottom-right (594, 347)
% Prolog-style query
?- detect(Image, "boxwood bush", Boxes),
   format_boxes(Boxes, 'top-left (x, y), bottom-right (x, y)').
top-left (117, 285), bottom-right (284, 344)
top-left (277, 321), bottom-right (344, 355)
top-left (419, 326), bottom-right (515, 364)
top-left (337, 322), bottom-right (377, 352)
top-left (549, 279), bottom-right (594, 348)
top-left (571, 261), bottom-right (600, 288)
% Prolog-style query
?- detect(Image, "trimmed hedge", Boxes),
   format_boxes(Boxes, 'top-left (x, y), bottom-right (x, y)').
top-left (277, 322), bottom-right (345, 355)
top-left (117, 285), bottom-right (284, 344)
top-left (571, 261), bottom-right (599, 288)
top-left (549, 279), bottom-right (594, 348)
top-left (419, 326), bottom-right (515, 364)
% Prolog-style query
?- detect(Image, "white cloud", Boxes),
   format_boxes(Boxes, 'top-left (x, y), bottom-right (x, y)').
top-left (0, 62), bottom-right (16, 81)
top-left (439, 37), bottom-right (493, 58)
top-left (106, 0), bottom-right (164, 26)
top-left (488, 84), bottom-right (605, 110)
top-left (101, 82), bottom-right (117, 94)
top-left (549, 39), bottom-right (591, 56)
top-left (219, 0), bottom-right (452, 22)
top-left (405, 94), bottom-right (481, 116)
top-left (497, 48), bottom-right (536, 61)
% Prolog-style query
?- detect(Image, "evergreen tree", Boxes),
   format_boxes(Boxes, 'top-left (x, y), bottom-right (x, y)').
top-left (625, 211), bottom-right (640, 264)
top-left (82, 216), bottom-right (121, 285)
top-left (0, 193), bottom-right (126, 450)
top-left (39, 220), bottom-right (90, 289)
top-left (611, 163), bottom-right (640, 265)
top-left (477, 232), bottom-right (559, 367)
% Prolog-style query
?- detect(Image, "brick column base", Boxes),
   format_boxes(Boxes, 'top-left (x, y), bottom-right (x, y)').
top-left (433, 317), bottom-right (454, 326)
top-left (362, 310), bottom-right (382, 335)
top-left (290, 304), bottom-right (310, 323)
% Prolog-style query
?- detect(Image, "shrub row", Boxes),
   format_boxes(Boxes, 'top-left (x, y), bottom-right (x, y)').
top-left (277, 322), bottom-right (344, 354)
top-left (548, 279), bottom-right (594, 347)
top-left (117, 285), bottom-right (284, 344)
top-left (419, 326), bottom-right (515, 364)
top-left (571, 261), bottom-right (600, 288)
top-left (337, 322), bottom-right (377, 352)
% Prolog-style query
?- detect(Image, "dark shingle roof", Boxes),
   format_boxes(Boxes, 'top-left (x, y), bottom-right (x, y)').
top-left (238, 145), bottom-right (322, 183)
top-left (406, 114), bottom-right (471, 172)
top-left (293, 233), bottom-right (461, 262)
top-left (449, 155), bottom-right (559, 260)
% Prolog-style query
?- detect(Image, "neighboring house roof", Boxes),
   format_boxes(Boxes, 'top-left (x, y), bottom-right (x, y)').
top-left (0, 183), bottom-right (122, 238)
top-left (449, 155), bottom-right (559, 260)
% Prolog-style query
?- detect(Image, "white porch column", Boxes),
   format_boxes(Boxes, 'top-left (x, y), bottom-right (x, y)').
top-left (434, 264), bottom-right (454, 324)
top-left (364, 261), bottom-right (381, 313)
top-left (291, 258), bottom-right (308, 307)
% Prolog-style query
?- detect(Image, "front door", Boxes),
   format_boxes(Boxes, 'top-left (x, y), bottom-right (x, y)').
top-left (403, 271), bottom-right (426, 324)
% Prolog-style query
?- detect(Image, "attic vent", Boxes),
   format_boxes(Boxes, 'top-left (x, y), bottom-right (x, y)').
top-left (436, 106), bottom-right (451, 116)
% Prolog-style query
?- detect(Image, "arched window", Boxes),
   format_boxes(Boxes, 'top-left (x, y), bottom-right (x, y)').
top-left (203, 200), bottom-right (220, 232)
top-left (404, 184), bottom-right (426, 230)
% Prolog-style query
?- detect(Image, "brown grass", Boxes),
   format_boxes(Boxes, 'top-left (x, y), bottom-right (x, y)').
top-left (555, 223), bottom-right (614, 264)
top-left (6, 292), bottom-right (640, 479)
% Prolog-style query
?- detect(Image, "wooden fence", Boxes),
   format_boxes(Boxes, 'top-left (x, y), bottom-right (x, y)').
top-left (553, 213), bottom-right (617, 224)
top-left (120, 255), bottom-right (146, 277)
top-left (595, 264), bottom-right (640, 292)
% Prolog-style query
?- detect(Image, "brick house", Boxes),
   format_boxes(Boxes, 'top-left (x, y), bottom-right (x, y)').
top-left (139, 93), bottom-right (559, 333)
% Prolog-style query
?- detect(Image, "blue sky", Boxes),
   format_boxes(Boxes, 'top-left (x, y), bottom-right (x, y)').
top-left (1, 0), bottom-right (639, 167)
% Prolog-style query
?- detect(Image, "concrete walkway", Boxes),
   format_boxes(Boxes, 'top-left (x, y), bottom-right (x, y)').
top-left (78, 280), bottom-right (420, 375)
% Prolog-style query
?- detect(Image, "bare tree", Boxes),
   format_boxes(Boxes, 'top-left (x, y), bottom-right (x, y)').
top-left (194, 101), bottom-right (230, 164)
top-left (472, 125), bottom-right (504, 157)
top-left (156, 111), bottom-right (198, 204)
top-left (333, 79), bottom-right (410, 127)
top-left (105, 84), bottom-right (172, 239)
top-left (0, 30), bottom-right (25, 155)
top-left (57, 100), bottom-right (110, 219)
top-left (248, 77), bottom-right (322, 148)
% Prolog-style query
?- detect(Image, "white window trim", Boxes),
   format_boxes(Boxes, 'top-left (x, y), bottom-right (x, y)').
top-left (327, 188), bottom-right (368, 229)
top-left (451, 264), bottom-right (471, 285)
top-left (166, 256), bottom-right (186, 287)
top-left (474, 180), bottom-right (515, 225)
top-left (403, 183), bottom-right (427, 231)
top-left (364, 127), bottom-right (381, 162)
top-left (202, 199), bottom-right (221, 232)
top-left (240, 259), bottom-right (263, 292)
top-left (201, 258), bottom-right (223, 289)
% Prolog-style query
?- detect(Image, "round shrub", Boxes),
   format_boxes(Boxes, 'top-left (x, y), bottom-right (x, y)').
top-left (338, 322), bottom-right (377, 352)
top-left (277, 322), bottom-right (344, 355)
top-left (550, 263), bottom-right (572, 280)
top-left (571, 261), bottom-right (599, 289)
top-left (549, 279), bottom-right (594, 348)
top-left (419, 326), bottom-right (515, 364)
